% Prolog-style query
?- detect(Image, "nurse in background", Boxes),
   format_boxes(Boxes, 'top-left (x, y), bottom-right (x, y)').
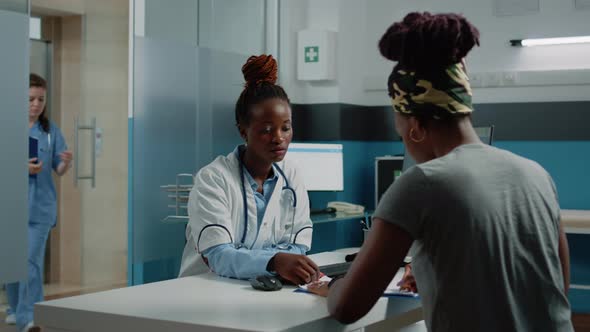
top-left (5, 73), bottom-right (72, 332)
top-left (179, 55), bottom-right (319, 285)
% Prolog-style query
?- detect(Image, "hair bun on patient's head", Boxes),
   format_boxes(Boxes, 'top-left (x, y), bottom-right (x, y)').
top-left (242, 54), bottom-right (278, 88)
top-left (377, 12), bottom-right (424, 62)
top-left (378, 12), bottom-right (480, 72)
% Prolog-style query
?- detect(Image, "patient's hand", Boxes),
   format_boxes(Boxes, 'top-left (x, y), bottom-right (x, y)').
top-left (397, 264), bottom-right (417, 293)
top-left (307, 280), bottom-right (329, 297)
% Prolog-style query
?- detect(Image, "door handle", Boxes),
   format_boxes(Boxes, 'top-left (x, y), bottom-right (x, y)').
top-left (74, 116), bottom-right (96, 188)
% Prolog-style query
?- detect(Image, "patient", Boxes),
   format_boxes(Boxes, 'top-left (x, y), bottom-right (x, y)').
top-left (309, 12), bottom-right (573, 332)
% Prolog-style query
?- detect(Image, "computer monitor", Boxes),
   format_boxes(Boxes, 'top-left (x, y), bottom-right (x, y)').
top-left (375, 156), bottom-right (404, 205)
top-left (402, 125), bottom-right (494, 171)
top-left (286, 143), bottom-right (344, 191)
top-left (474, 125), bottom-right (494, 146)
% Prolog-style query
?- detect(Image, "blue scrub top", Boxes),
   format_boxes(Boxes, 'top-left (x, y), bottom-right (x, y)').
top-left (28, 121), bottom-right (67, 226)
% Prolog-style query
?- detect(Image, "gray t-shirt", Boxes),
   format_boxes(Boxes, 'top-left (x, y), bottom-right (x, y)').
top-left (375, 143), bottom-right (572, 332)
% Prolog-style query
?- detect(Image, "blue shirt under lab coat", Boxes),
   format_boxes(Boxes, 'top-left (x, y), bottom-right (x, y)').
top-left (202, 165), bottom-right (306, 279)
top-left (29, 121), bottom-right (67, 226)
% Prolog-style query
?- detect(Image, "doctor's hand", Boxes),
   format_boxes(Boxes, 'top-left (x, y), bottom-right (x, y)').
top-left (270, 253), bottom-right (320, 285)
top-left (29, 158), bottom-right (43, 175)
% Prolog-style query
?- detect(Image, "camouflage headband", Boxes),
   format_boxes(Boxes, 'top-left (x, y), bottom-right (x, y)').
top-left (390, 63), bottom-right (473, 117)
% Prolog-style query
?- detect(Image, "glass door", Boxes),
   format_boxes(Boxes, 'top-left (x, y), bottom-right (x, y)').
top-left (129, 0), bottom-right (273, 284)
top-left (30, 0), bottom-right (129, 298)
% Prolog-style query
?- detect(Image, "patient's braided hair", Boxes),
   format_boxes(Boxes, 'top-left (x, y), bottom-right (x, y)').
top-left (378, 12), bottom-right (480, 126)
top-left (235, 54), bottom-right (290, 126)
top-left (379, 12), bottom-right (480, 76)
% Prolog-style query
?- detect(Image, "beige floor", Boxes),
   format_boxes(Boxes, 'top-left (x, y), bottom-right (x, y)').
top-left (0, 309), bottom-right (17, 332)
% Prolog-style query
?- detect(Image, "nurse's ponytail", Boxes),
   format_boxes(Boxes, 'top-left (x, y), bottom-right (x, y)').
top-left (235, 54), bottom-right (290, 126)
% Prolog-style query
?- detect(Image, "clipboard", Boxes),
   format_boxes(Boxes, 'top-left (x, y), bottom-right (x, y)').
top-left (29, 136), bottom-right (38, 178)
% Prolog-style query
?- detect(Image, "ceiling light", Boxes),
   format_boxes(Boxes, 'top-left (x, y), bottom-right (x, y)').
top-left (510, 36), bottom-right (590, 47)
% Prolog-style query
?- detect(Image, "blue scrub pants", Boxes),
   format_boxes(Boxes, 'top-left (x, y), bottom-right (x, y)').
top-left (5, 222), bottom-right (51, 330)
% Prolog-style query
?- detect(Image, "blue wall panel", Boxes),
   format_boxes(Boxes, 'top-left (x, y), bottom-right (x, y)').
top-left (309, 219), bottom-right (364, 254)
top-left (494, 141), bottom-right (590, 210)
top-left (493, 141), bottom-right (590, 312)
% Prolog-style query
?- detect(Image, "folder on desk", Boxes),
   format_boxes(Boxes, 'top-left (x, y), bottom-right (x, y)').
top-left (29, 136), bottom-right (38, 179)
top-left (383, 268), bottom-right (419, 298)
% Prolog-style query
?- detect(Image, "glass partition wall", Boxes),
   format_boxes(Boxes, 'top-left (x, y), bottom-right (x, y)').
top-left (0, 0), bottom-right (29, 285)
top-left (130, 0), bottom-right (276, 284)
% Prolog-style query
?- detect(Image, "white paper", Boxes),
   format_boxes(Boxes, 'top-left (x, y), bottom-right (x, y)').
top-left (298, 268), bottom-right (418, 298)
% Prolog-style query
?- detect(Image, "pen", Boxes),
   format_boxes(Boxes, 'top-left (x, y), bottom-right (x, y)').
top-left (360, 219), bottom-right (368, 230)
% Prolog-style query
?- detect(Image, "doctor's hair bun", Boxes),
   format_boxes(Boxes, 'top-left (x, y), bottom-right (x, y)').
top-left (235, 54), bottom-right (289, 126)
top-left (378, 12), bottom-right (480, 72)
top-left (242, 54), bottom-right (278, 87)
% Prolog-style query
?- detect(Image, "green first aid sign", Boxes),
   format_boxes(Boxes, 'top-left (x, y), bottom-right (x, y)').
top-left (304, 46), bottom-right (319, 63)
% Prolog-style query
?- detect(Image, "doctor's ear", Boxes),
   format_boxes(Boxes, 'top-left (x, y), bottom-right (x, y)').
top-left (237, 124), bottom-right (248, 142)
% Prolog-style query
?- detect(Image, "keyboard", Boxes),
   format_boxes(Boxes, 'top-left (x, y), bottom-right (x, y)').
top-left (319, 261), bottom-right (352, 278)
top-left (310, 207), bottom-right (337, 215)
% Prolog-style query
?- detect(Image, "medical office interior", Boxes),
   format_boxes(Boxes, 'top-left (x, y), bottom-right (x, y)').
top-left (1, 0), bottom-right (589, 331)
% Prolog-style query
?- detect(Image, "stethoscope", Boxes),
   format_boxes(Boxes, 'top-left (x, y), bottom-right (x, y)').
top-left (196, 149), bottom-right (306, 254)
top-left (239, 160), bottom-right (297, 250)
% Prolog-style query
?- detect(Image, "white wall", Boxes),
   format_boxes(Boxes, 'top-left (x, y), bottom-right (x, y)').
top-left (280, 0), bottom-right (590, 105)
top-left (279, 0), bottom-right (340, 104)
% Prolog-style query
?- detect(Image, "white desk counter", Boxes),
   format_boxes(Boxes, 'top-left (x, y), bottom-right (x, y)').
top-left (35, 252), bottom-right (422, 332)
top-left (561, 209), bottom-right (590, 234)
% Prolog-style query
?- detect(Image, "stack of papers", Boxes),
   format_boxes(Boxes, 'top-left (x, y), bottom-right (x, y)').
top-left (297, 268), bottom-right (419, 298)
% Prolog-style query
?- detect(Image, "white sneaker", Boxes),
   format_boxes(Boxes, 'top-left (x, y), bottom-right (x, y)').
top-left (4, 313), bottom-right (16, 325)
top-left (21, 321), bottom-right (40, 332)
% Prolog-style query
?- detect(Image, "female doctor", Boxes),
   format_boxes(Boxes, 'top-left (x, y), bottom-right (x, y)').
top-left (179, 55), bottom-right (319, 285)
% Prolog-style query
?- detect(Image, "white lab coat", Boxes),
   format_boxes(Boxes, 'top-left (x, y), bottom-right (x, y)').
top-left (179, 148), bottom-right (313, 277)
